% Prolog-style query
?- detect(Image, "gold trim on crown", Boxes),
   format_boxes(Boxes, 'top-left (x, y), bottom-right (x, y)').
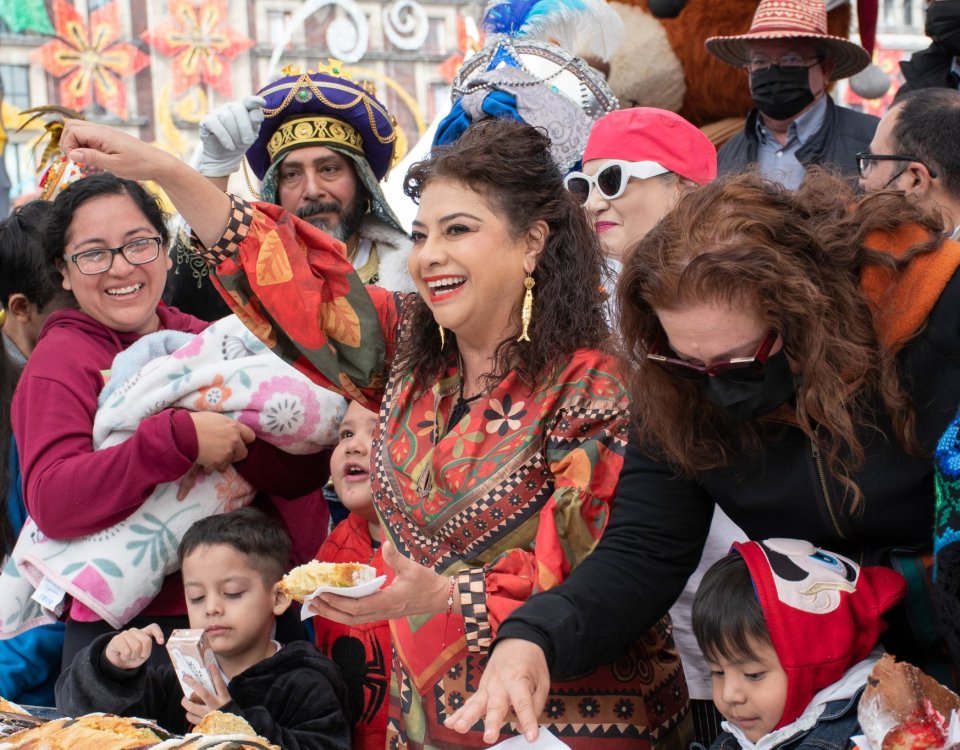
top-left (266, 115), bottom-right (365, 164)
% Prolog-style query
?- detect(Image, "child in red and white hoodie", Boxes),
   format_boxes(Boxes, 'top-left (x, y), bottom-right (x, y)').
top-left (691, 539), bottom-right (907, 750)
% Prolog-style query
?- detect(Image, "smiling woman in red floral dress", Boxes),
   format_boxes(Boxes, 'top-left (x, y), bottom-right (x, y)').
top-left (59, 116), bottom-right (691, 750)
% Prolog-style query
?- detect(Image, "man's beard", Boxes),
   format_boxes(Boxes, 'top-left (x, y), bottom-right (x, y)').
top-left (296, 195), bottom-right (366, 242)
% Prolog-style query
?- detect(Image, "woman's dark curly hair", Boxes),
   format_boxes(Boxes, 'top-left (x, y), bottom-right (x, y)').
top-left (398, 117), bottom-right (608, 392)
top-left (44, 172), bottom-right (170, 294)
top-left (617, 168), bottom-right (937, 512)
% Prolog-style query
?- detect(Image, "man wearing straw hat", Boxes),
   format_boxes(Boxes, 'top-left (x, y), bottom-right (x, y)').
top-left (706, 0), bottom-right (879, 189)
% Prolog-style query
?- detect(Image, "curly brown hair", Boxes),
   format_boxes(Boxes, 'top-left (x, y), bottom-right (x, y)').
top-left (617, 168), bottom-right (941, 511)
top-left (398, 118), bottom-right (608, 392)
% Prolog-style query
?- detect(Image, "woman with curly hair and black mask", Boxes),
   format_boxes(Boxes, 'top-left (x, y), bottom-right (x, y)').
top-left (57, 116), bottom-right (691, 750)
top-left (446, 168), bottom-right (960, 742)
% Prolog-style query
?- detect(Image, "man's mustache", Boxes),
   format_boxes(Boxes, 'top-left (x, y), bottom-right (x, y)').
top-left (296, 201), bottom-right (342, 221)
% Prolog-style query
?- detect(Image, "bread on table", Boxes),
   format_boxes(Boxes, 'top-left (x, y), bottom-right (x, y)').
top-left (0, 707), bottom-right (280, 750)
top-left (1, 714), bottom-right (167, 749)
top-left (278, 560), bottom-right (376, 602)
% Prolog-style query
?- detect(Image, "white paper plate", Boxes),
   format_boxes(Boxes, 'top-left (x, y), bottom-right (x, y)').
top-left (300, 575), bottom-right (388, 620)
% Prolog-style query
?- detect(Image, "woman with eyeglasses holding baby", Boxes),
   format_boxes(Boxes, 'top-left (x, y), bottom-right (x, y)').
top-left (449, 166), bottom-right (960, 743)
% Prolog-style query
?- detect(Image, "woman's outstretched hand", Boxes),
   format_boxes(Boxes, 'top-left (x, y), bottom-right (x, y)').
top-left (60, 119), bottom-right (178, 183)
top-left (444, 638), bottom-right (550, 744)
top-left (60, 119), bottom-right (232, 249)
top-left (307, 541), bottom-right (451, 624)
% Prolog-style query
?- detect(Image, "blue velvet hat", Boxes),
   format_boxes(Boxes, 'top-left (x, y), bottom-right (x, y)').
top-left (246, 61), bottom-right (399, 181)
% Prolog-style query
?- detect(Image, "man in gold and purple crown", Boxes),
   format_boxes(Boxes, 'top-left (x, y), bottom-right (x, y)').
top-left (167, 62), bottom-right (414, 319)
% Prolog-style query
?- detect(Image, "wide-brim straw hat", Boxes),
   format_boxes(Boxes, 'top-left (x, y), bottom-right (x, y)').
top-left (705, 0), bottom-right (871, 81)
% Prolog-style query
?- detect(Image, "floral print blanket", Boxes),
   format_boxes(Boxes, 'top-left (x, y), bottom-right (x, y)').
top-left (0, 315), bottom-right (343, 636)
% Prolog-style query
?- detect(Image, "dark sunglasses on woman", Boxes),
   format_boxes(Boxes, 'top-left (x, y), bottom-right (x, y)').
top-left (646, 328), bottom-right (780, 382)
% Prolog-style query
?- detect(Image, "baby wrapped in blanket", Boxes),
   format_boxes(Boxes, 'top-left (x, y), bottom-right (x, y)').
top-left (0, 315), bottom-right (344, 635)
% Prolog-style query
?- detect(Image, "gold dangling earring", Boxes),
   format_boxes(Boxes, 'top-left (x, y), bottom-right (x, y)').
top-left (439, 324), bottom-right (446, 350)
top-left (517, 274), bottom-right (535, 342)
top-left (0, 306), bottom-right (6, 328)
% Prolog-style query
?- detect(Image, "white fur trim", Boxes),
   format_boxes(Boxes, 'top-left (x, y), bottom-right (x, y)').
top-left (607, 2), bottom-right (686, 112)
top-left (359, 215), bottom-right (416, 293)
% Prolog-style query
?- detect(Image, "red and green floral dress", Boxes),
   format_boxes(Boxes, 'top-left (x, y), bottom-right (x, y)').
top-left (199, 198), bottom-right (691, 750)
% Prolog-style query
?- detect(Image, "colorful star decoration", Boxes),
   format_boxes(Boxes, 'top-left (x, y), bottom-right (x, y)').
top-left (31, 0), bottom-right (149, 120)
top-left (142, 0), bottom-right (254, 97)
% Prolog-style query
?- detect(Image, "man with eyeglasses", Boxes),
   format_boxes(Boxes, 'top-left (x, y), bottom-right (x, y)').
top-left (859, 88), bottom-right (960, 240)
top-left (705, 0), bottom-right (879, 189)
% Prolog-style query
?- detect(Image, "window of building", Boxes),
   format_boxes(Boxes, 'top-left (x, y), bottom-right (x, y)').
top-left (4, 142), bottom-right (38, 201)
top-left (266, 9), bottom-right (293, 48)
top-left (0, 65), bottom-right (30, 109)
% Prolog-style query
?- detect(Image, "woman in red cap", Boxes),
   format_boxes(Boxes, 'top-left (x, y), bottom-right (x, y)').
top-left (565, 107), bottom-right (717, 265)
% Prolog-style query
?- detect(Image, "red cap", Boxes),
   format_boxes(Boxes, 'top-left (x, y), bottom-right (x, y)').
top-left (734, 539), bottom-right (906, 729)
top-left (582, 107), bottom-right (717, 186)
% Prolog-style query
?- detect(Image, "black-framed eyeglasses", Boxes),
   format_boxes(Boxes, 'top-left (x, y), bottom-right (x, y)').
top-left (744, 55), bottom-right (822, 73)
top-left (64, 237), bottom-right (163, 275)
top-left (647, 328), bottom-right (780, 382)
top-left (854, 152), bottom-right (939, 180)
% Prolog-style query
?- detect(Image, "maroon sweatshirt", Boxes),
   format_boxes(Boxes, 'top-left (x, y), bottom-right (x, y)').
top-left (11, 306), bottom-right (206, 616)
top-left (12, 306), bottom-right (333, 619)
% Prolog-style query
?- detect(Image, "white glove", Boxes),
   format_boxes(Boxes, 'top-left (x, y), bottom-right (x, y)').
top-left (196, 95), bottom-right (267, 177)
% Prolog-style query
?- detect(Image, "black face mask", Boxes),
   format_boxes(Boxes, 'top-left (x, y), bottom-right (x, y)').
top-left (750, 65), bottom-right (816, 121)
top-left (926, 0), bottom-right (960, 56)
top-left (699, 349), bottom-right (798, 421)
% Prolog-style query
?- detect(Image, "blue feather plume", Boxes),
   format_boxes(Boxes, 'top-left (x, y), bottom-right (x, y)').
top-left (479, 0), bottom-right (623, 60)
top-left (481, 0), bottom-right (585, 35)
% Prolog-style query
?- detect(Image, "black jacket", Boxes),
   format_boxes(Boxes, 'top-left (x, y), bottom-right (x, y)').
top-left (498, 262), bottom-right (960, 679)
top-left (717, 96), bottom-right (878, 180)
top-left (56, 635), bottom-right (351, 750)
top-left (897, 44), bottom-right (960, 100)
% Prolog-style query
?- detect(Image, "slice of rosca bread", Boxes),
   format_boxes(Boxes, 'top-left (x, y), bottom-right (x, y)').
top-left (278, 561), bottom-right (376, 602)
top-left (192, 711), bottom-right (258, 737)
top-left (191, 710), bottom-right (278, 750)
top-left (858, 654), bottom-right (960, 750)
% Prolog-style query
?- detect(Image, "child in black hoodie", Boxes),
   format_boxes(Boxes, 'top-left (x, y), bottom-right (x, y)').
top-left (57, 507), bottom-right (351, 750)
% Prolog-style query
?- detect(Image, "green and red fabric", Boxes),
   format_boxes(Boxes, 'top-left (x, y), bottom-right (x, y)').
top-left (198, 196), bottom-right (691, 750)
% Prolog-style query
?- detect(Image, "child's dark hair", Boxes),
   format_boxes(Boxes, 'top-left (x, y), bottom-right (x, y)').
top-left (692, 552), bottom-right (772, 662)
top-left (178, 508), bottom-right (292, 585)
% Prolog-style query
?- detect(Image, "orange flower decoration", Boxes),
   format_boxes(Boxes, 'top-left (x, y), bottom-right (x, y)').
top-left (142, 0), bottom-right (253, 96)
top-left (31, 0), bottom-right (149, 120)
